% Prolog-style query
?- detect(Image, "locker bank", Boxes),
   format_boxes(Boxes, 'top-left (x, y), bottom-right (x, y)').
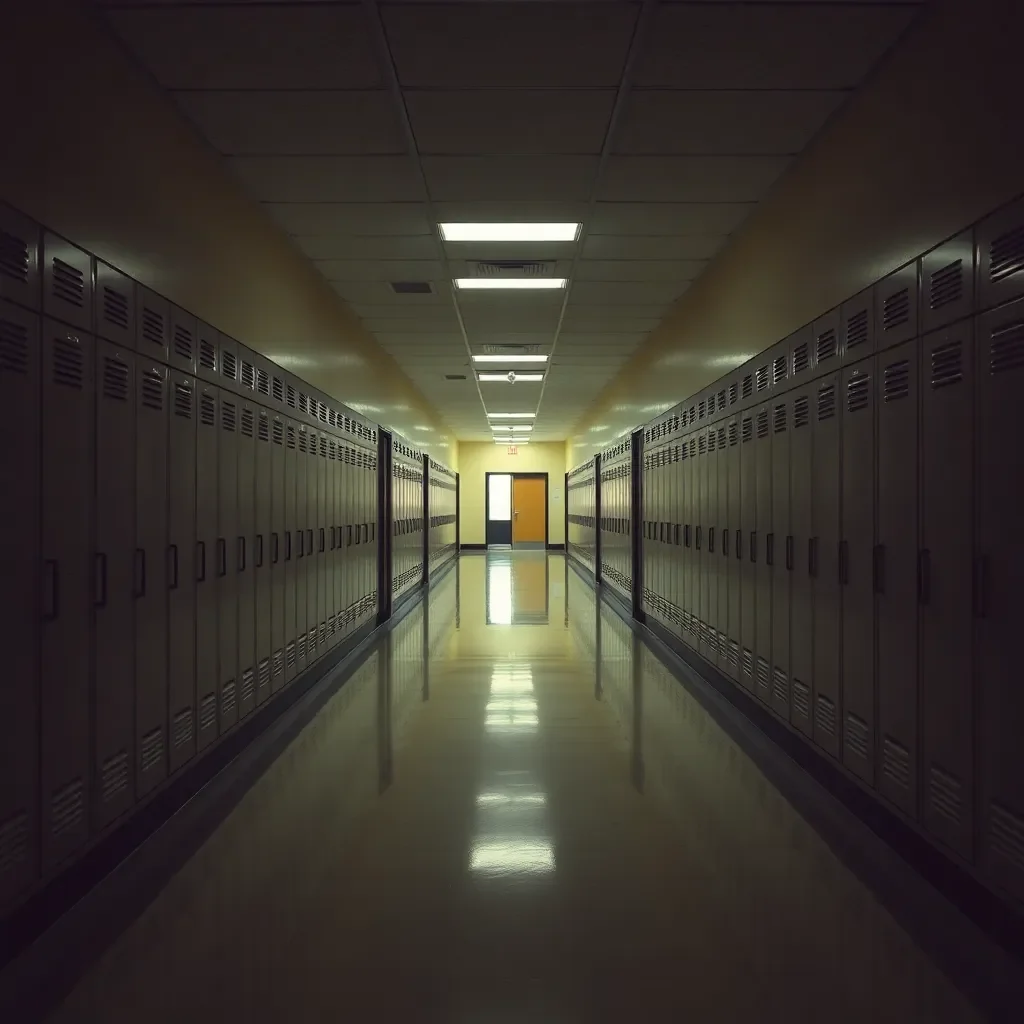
top-left (2, 0), bottom-right (1024, 1020)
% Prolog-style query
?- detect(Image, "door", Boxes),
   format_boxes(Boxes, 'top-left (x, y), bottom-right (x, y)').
top-left (195, 386), bottom-right (219, 748)
top-left (512, 476), bottom-right (546, 545)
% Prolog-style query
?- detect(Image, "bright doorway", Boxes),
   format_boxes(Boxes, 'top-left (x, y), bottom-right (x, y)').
top-left (485, 473), bottom-right (548, 548)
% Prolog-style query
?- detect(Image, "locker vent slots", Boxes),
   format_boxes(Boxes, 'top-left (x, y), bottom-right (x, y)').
top-left (929, 259), bottom-right (963, 309)
top-left (883, 361), bottom-right (910, 402)
top-left (140, 306), bottom-right (164, 348)
top-left (930, 341), bottom-right (963, 389)
top-left (51, 258), bottom-right (84, 308)
top-left (103, 286), bottom-right (130, 330)
top-left (989, 319), bottom-right (1024, 373)
top-left (989, 224), bottom-right (1024, 283)
top-left (846, 308), bottom-right (870, 348)
top-left (173, 325), bottom-right (193, 362)
top-left (103, 357), bottom-right (129, 401)
top-left (881, 289), bottom-right (910, 332)
top-left (0, 315), bottom-right (29, 374)
top-left (53, 336), bottom-right (84, 389)
top-left (141, 369), bottom-right (164, 410)
top-left (0, 227), bottom-right (29, 282)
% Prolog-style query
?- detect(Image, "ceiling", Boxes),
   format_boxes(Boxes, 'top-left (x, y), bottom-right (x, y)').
top-left (99, 0), bottom-right (921, 443)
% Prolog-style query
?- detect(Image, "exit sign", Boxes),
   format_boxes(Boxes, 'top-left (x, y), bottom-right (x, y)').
top-left (507, 445), bottom-right (518, 455)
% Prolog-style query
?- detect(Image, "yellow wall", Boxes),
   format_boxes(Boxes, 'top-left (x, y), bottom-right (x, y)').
top-left (457, 443), bottom-right (567, 546)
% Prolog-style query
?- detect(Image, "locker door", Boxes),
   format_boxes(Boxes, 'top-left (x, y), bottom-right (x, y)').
top-left (0, 302), bottom-right (39, 901)
top-left (770, 397), bottom-right (791, 719)
top-left (670, 444), bottom-right (681, 637)
top-left (709, 428), bottom-right (722, 662)
top-left (920, 326), bottom-right (973, 856)
top-left (642, 450), bottom-right (651, 618)
top-left (727, 419), bottom-right (741, 680)
top-left (307, 434), bottom-right (319, 658)
top-left (789, 388), bottom-right (814, 737)
top-left (218, 393), bottom-right (239, 729)
top-left (168, 374), bottom-right (197, 773)
top-left (318, 433), bottom-right (327, 651)
top-left (195, 387), bottom-right (219, 750)
top-left (740, 414), bottom-right (756, 690)
top-left (41, 321), bottom-right (93, 867)
top-left (236, 404), bottom-right (256, 716)
top-left (717, 424), bottom-right (730, 672)
top-left (284, 422), bottom-right (297, 681)
top-left (271, 416), bottom-right (285, 690)
top-left (327, 440), bottom-right (337, 647)
top-left (876, 342), bottom-right (918, 816)
top-left (754, 405), bottom-right (772, 704)
top-left (840, 356), bottom-right (876, 783)
top-left (255, 409), bottom-right (272, 704)
top-left (136, 362), bottom-right (169, 796)
top-left (700, 429), bottom-right (713, 661)
top-left (686, 435), bottom-right (697, 646)
top-left (812, 373), bottom-right (841, 758)
top-left (649, 449), bottom-right (659, 622)
top-left (295, 427), bottom-right (308, 671)
top-left (338, 446), bottom-right (349, 635)
top-left (977, 300), bottom-right (1024, 900)
top-left (136, 288), bottom-right (169, 365)
top-left (93, 342), bottom-right (136, 828)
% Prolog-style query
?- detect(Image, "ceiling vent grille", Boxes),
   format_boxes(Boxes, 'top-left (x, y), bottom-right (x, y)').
top-left (481, 343), bottom-right (543, 355)
top-left (473, 261), bottom-right (554, 278)
top-left (390, 281), bottom-right (432, 294)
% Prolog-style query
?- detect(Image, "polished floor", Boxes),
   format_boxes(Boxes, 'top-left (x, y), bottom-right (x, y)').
top-left (49, 553), bottom-right (981, 1022)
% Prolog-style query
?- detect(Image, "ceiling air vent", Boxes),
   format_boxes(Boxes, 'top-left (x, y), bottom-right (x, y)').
top-left (474, 261), bottom-right (554, 278)
top-left (444, 374), bottom-right (467, 380)
top-left (390, 281), bottom-right (432, 294)
top-left (481, 343), bottom-right (543, 355)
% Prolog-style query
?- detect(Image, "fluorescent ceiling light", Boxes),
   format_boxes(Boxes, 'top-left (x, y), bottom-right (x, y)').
top-left (472, 354), bottom-right (548, 364)
top-left (440, 223), bottom-right (579, 242)
top-left (507, 425), bottom-right (533, 432)
top-left (487, 412), bottom-right (535, 419)
top-left (455, 278), bottom-right (566, 290)
top-left (478, 372), bottom-right (544, 382)
top-left (495, 440), bottom-right (529, 445)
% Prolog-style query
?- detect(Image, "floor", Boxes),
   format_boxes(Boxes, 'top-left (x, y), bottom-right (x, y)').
top-left (49, 552), bottom-right (981, 1023)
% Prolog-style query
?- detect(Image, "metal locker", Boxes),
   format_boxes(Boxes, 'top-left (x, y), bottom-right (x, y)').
top-left (977, 196), bottom-right (1024, 312)
top-left (236, 404), bottom-right (256, 716)
top-left (219, 333), bottom-right (239, 393)
top-left (42, 233), bottom-right (93, 332)
top-left (41, 319), bottom-right (93, 868)
top-left (874, 266), bottom-right (917, 354)
top-left (196, 320), bottom-right (218, 383)
top-left (812, 372), bottom-right (841, 758)
top-left (813, 308), bottom-right (841, 371)
top-left (677, 436), bottom-right (689, 642)
top-left (318, 433), bottom-right (328, 652)
top-left (95, 262), bottom-right (136, 350)
top-left (789, 387), bottom-right (814, 737)
top-left (254, 354), bottom-right (273, 408)
top-left (168, 373), bottom-right (197, 773)
top-left (169, 305), bottom-right (197, 375)
top-left (770, 396), bottom-right (791, 719)
top-left (740, 413), bottom-right (756, 690)
top-left (842, 287), bottom-right (876, 363)
top-left (670, 441), bottom-right (682, 638)
top-left (876, 342), bottom-right (918, 817)
top-left (754, 404), bottom-right (772, 704)
top-left (641, 448), bottom-right (652, 618)
top-left (271, 415), bottom-right (285, 690)
top-left (284, 422), bottom-right (298, 682)
top-left (840, 356), bottom-right (876, 784)
top-left (324, 440), bottom-right (335, 645)
top-left (0, 301), bottom-right (39, 902)
top-left (707, 427), bottom-right (721, 663)
top-left (977, 299), bottom-right (1024, 900)
top-left (332, 440), bottom-right (342, 643)
top-left (790, 326), bottom-right (813, 384)
top-left (687, 433), bottom-right (698, 647)
top-left (700, 427), bottom-right (714, 662)
top-left (195, 386), bottom-right (219, 751)
top-left (307, 431), bottom-right (319, 659)
top-left (769, 337), bottom-right (790, 394)
top-left (0, 203), bottom-right (41, 311)
top-left (921, 231), bottom-right (975, 334)
top-left (136, 287), bottom-right (170, 366)
top-left (254, 409), bottom-right (272, 704)
top-left (717, 423), bottom-right (730, 672)
top-left (295, 427), bottom-right (308, 672)
top-left (135, 361), bottom-right (169, 796)
top-left (93, 342), bottom-right (136, 829)
top-left (218, 393), bottom-right (239, 730)
top-left (339, 445), bottom-right (349, 636)
top-left (238, 346), bottom-right (256, 395)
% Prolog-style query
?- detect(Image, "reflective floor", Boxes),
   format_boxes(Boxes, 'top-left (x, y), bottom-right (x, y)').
top-left (50, 552), bottom-right (980, 1022)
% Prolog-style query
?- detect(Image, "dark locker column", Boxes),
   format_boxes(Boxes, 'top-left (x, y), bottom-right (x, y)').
top-left (812, 373), bottom-right (841, 758)
top-left (218, 394), bottom-right (239, 730)
top-left (669, 444), bottom-right (681, 637)
top-left (237, 404), bottom-right (256, 716)
top-left (306, 433), bottom-right (319, 659)
top-left (295, 427), bottom-right (308, 672)
top-left (135, 362), bottom-right (169, 796)
top-left (754, 405), bottom-right (772, 704)
top-left (681, 435), bottom-right (693, 645)
top-left (789, 389), bottom-right (814, 738)
top-left (641, 450), bottom-right (651, 618)
top-left (326, 440), bottom-right (337, 647)
top-left (270, 415), bottom-right (285, 690)
top-left (340, 445), bottom-right (350, 635)
top-left (876, 343), bottom-right (918, 816)
top-left (697, 429), bottom-right (710, 660)
top-left (317, 433), bottom-right (328, 651)
top-left (93, 342), bottom-right (136, 828)
top-left (840, 357), bottom-right (876, 784)
top-left (770, 397), bottom-right (791, 719)
top-left (255, 409), bottom-right (272, 704)
top-left (195, 386), bottom-right (219, 750)
top-left (717, 424), bottom-right (730, 673)
top-left (284, 422), bottom-right (298, 681)
top-left (41, 320), bottom-right (94, 867)
top-left (0, 301), bottom-right (39, 902)
top-left (977, 299), bottom-right (1024, 902)
top-left (726, 418), bottom-right (741, 679)
top-left (739, 414), bottom-right (756, 690)
top-left (920, 325), bottom-right (973, 857)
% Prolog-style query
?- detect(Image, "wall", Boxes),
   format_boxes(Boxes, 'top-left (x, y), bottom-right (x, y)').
top-left (457, 443), bottom-right (566, 546)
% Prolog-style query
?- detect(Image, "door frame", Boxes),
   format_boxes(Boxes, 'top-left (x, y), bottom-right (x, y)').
top-left (485, 471), bottom-right (549, 547)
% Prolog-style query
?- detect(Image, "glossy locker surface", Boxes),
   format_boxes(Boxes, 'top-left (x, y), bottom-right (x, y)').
top-left (49, 554), bottom-right (981, 1024)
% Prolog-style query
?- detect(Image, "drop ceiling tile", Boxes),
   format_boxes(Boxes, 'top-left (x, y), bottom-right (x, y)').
top-left (373, 333), bottom-right (464, 348)
top-left (466, 334), bottom-right (553, 348)
top-left (444, 241), bottom-right (579, 261)
top-left (381, 3), bottom-right (640, 87)
top-left (557, 333), bottom-right (646, 348)
top-left (560, 318), bottom-right (662, 334)
top-left (313, 259), bottom-right (445, 283)
top-left (107, 6), bottom-right (380, 89)
top-left (589, 202), bottom-right (755, 235)
top-left (433, 200), bottom-right (591, 224)
top-left (332, 281), bottom-right (446, 305)
top-left (598, 156), bottom-right (790, 203)
top-left (422, 157), bottom-right (599, 202)
top-left (230, 156), bottom-right (422, 202)
top-left (294, 236), bottom-right (439, 260)
top-left (574, 259), bottom-right (706, 282)
top-left (616, 90), bottom-right (847, 155)
top-left (264, 203), bottom-right (431, 236)
top-left (405, 90), bottom-right (615, 155)
top-left (570, 281), bottom-right (688, 305)
top-left (461, 310), bottom-right (561, 332)
top-left (455, 291), bottom-right (565, 309)
top-left (635, 4), bottom-right (918, 89)
top-left (581, 234), bottom-right (728, 260)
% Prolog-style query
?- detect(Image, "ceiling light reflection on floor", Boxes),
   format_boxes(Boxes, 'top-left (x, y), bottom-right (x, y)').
top-left (469, 838), bottom-right (556, 876)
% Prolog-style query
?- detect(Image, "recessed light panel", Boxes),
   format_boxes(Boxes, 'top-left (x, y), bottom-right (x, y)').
top-left (487, 413), bottom-right (535, 419)
top-left (440, 223), bottom-right (579, 242)
top-left (455, 279), bottom-right (565, 290)
top-left (478, 372), bottom-right (545, 382)
top-left (472, 354), bottom-right (548, 363)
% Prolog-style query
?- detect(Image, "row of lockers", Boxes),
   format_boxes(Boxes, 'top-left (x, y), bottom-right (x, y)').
top-left (392, 438), bottom-right (426, 604)
top-left (566, 462), bottom-right (597, 575)
top-left (599, 440), bottom-right (634, 603)
top-left (427, 458), bottom-right (458, 581)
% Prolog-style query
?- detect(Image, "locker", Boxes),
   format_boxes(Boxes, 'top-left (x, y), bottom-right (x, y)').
top-left (238, 346), bottom-right (256, 394)
top-left (840, 356), bottom-right (875, 784)
top-left (977, 299), bottom-right (1024, 900)
top-left (754, 404), bottom-right (772, 704)
top-left (196, 319), bottom-right (219, 383)
top-left (93, 342), bottom-right (136, 829)
top-left (789, 387), bottom-right (814, 737)
top-left (236, 404), bottom-right (257, 716)
top-left (254, 409), bottom-right (272, 704)
top-left (716, 423), bottom-right (730, 672)
top-left (332, 441), bottom-right (342, 643)
top-left (842, 287), bottom-right (876, 362)
top-left (769, 337), bottom-right (790, 394)
top-left (218, 393), bottom-right (239, 730)
top-left (813, 308), bottom-right (841, 371)
top-left (136, 287), bottom-right (170, 366)
top-left (195, 386), bottom-right (219, 750)
top-left (770, 396), bottom-right (791, 720)
top-left (307, 431), bottom-right (319, 658)
top-left (340, 446), bottom-right (350, 634)
top-left (642, 450), bottom-right (652, 618)
top-left (977, 196), bottom-right (1024, 312)
top-left (739, 414), bottom-right (756, 689)
top-left (708, 426), bottom-right (723, 662)
top-left (254, 355), bottom-right (273, 407)
top-left (726, 417), bottom-right (741, 680)
top-left (812, 372), bottom-right (841, 758)
top-left (0, 300), bottom-right (39, 903)
top-left (671, 442), bottom-right (683, 638)
top-left (135, 361), bottom-right (169, 796)
top-left (271, 415), bottom-right (285, 690)
top-left (219, 334), bottom-right (239, 391)
top-left (42, 233), bottom-right (93, 332)
top-left (95, 262), bottom-right (136, 350)
top-left (921, 231), bottom-right (975, 334)
top-left (168, 373), bottom-right (197, 772)
top-left (41, 320), bottom-right (94, 867)
top-left (284, 422), bottom-right (298, 681)
top-left (684, 434), bottom-right (696, 646)
top-left (169, 305), bottom-right (197, 374)
top-left (0, 203), bottom-right (41, 311)
top-left (874, 265), bottom-right (917, 353)
top-left (318, 433), bottom-right (327, 652)
top-left (790, 326), bottom-right (813, 384)
top-left (700, 428), bottom-right (714, 663)
top-left (876, 342), bottom-right (918, 816)
top-left (295, 427), bottom-right (308, 672)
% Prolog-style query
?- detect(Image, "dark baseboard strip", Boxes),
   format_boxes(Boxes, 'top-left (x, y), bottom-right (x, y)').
top-left (546, 542), bottom-right (565, 551)
top-left (566, 560), bottom-right (1024, 1022)
top-left (459, 543), bottom-right (487, 551)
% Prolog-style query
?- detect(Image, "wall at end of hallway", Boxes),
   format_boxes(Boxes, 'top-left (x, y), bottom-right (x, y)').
top-left (457, 443), bottom-right (566, 546)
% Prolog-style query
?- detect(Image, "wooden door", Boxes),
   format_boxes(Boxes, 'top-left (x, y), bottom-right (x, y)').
top-left (512, 476), bottom-right (546, 544)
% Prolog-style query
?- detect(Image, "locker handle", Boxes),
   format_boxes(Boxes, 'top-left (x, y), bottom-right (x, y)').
top-left (785, 535), bottom-right (794, 572)
top-left (256, 534), bottom-right (264, 568)
top-left (673, 524), bottom-right (680, 546)
top-left (237, 536), bottom-right (246, 572)
top-left (695, 526), bottom-right (702, 551)
top-left (272, 533), bottom-right (280, 564)
top-left (94, 552), bottom-right (107, 608)
top-left (362, 524), bottom-right (369, 544)
top-left (169, 544), bottom-right (179, 589)
top-left (684, 525), bottom-right (691, 548)
top-left (722, 528), bottom-right (730, 557)
top-left (197, 541), bottom-right (206, 582)
top-left (319, 527), bottom-right (325, 553)
top-left (297, 530), bottom-right (303, 558)
top-left (974, 555), bottom-right (989, 618)
top-left (347, 525), bottom-right (353, 547)
top-left (917, 548), bottom-right (931, 605)
top-left (306, 528), bottom-right (313, 553)
top-left (873, 544), bottom-right (885, 595)
top-left (42, 559), bottom-right (59, 621)
top-left (838, 540), bottom-right (849, 586)
top-left (329, 526), bottom-right (336, 551)
top-left (750, 532), bottom-right (757, 564)
top-left (708, 527), bottom-right (715, 554)
top-left (808, 537), bottom-right (818, 578)
top-left (217, 538), bottom-right (227, 577)
top-left (285, 531), bottom-right (292, 561)
top-left (736, 529), bottom-right (742, 560)
top-left (766, 533), bottom-right (774, 567)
